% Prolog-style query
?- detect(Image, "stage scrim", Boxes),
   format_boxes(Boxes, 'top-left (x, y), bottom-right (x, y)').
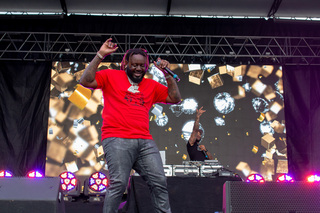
top-left (46, 61), bottom-right (286, 181)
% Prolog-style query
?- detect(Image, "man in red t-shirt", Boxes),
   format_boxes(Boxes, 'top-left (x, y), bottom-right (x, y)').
top-left (80, 38), bottom-right (181, 213)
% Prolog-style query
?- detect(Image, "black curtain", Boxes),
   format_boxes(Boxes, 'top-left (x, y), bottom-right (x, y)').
top-left (283, 65), bottom-right (320, 181)
top-left (0, 61), bottom-right (51, 176)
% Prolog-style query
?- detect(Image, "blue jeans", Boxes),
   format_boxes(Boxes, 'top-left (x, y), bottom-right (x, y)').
top-left (102, 137), bottom-right (171, 213)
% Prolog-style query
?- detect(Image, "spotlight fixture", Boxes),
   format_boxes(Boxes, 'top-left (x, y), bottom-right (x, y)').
top-left (59, 171), bottom-right (81, 201)
top-left (246, 174), bottom-right (265, 183)
top-left (0, 170), bottom-right (13, 178)
top-left (26, 170), bottom-right (44, 178)
top-left (84, 171), bottom-right (108, 202)
top-left (307, 174), bottom-right (320, 182)
top-left (276, 174), bottom-right (294, 182)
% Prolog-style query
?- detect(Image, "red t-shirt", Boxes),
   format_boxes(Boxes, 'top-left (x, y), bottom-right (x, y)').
top-left (95, 69), bottom-right (168, 140)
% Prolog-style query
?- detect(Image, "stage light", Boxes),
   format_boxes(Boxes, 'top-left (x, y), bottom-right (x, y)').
top-left (84, 171), bottom-right (108, 202)
top-left (246, 174), bottom-right (265, 183)
top-left (0, 170), bottom-right (13, 178)
top-left (276, 174), bottom-right (294, 182)
top-left (60, 171), bottom-right (77, 191)
top-left (59, 171), bottom-right (81, 201)
top-left (26, 170), bottom-right (44, 178)
top-left (88, 172), bottom-right (108, 192)
top-left (307, 174), bottom-right (320, 182)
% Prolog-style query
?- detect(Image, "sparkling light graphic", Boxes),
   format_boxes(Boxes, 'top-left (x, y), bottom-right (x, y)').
top-left (169, 98), bottom-right (198, 117)
top-left (260, 120), bottom-right (275, 135)
top-left (242, 83), bottom-right (251, 92)
top-left (213, 92), bottom-right (235, 114)
top-left (181, 121), bottom-right (204, 142)
top-left (169, 104), bottom-right (183, 117)
top-left (214, 117), bottom-right (225, 126)
top-left (252, 97), bottom-right (269, 113)
top-left (149, 65), bottom-right (167, 86)
top-left (155, 114), bottom-right (168, 126)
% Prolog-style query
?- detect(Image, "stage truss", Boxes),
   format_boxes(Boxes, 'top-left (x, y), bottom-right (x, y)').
top-left (1, 32), bottom-right (320, 65)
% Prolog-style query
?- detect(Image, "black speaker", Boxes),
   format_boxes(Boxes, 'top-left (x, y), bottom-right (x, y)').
top-left (0, 177), bottom-right (65, 213)
top-left (123, 176), bottom-right (242, 213)
top-left (223, 181), bottom-right (320, 213)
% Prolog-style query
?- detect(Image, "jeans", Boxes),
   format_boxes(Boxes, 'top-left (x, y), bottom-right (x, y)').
top-left (102, 137), bottom-right (171, 213)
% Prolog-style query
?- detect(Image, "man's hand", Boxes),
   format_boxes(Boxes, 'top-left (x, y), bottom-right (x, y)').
top-left (196, 106), bottom-right (206, 118)
top-left (153, 57), bottom-right (170, 75)
top-left (198, 144), bottom-right (207, 152)
top-left (98, 38), bottom-right (118, 58)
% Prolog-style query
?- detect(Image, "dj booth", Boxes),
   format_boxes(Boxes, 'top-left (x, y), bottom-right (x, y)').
top-left (121, 161), bottom-right (242, 213)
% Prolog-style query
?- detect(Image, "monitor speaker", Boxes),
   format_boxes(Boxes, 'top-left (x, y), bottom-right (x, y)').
top-left (0, 177), bottom-right (65, 213)
top-left (223, 181), bottom-right (320, 213)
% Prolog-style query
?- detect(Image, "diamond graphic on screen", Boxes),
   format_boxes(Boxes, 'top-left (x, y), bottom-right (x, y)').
top-left (203, 64), bottom-right (217, 71)
top-left (169, 98), bottom-right (198, 117)
top-left (151, 104), bottom-right (163, 117)
top-left (155, 114), bottom-right (168, 127)
top-left (242, 83), bottom-right (251, 92)
top-left (149, 65), bottom-right (167, 86)
top-left (169, 104), bottom-right (183, 117)
top-left (181, 121), bottom-right (204, 142)
top-left (182, 98), bottom-right (198, 114)
top-left (252, 97), bottom-right (269, 113)
top-left (275, 91), bottom-right (284, 101)
top-left (260, 120), bottom-right (275, 135)
top-left (214, 117), bottom-right (225, 126)
top-left (213, 92), bottom-right (235, 114)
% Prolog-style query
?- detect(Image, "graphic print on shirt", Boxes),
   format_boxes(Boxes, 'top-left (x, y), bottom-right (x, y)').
top-left (124, 91), bottom-right (146, 107)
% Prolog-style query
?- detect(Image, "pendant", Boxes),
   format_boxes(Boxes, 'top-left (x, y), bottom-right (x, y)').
top-left (128, 85), bottom-right (140, 93)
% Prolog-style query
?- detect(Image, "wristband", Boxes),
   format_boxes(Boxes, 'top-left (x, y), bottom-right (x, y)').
top-left (165, 75), bottom-right (171, 79)
top-left (97, 52), bottom-right (104, 60)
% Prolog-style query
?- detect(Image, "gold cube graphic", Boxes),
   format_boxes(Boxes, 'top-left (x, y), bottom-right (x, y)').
top-left (236, 161), bottom-right (251, 173)
top-left (261, 133), bottom-right (275, 150)
top-left (207, 73), bottom-right (224, 89)
top-left (251, 79), bottom-right (267, 96)
top-left (269, 101), bottom-right (283, 114)
top-left (231, 85), bottom-right (246, 99)
top-left (246, 65), bottom-right (262, 79)
top-left (189, 70), bottom-right (204, 85)
top-left (265, 111), bottom-right (277, 121)
top-left (233, 65), bottom-right (246, 82)
top-left (277, 79), bottom-right (284, 93)
top-left (57, 62), bottom-right (72, 72)
top-left (252, 145), bottom-right (258, 154)
top-left (68, 84), bottom-right (92, 110)
top-left (219, 65), bottom-right (227, 75)
top-left (275, 69), bottom-right (283, 78)
top-left (263, 85), bottom-right (276, 100)
top-left (261, 65), bottom-right (274, 77)
top-left (276, 159), bottom-right (288, 174)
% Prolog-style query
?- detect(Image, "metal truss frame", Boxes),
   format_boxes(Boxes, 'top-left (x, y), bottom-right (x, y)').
top-left (1, 31), bottom-right (320, 65)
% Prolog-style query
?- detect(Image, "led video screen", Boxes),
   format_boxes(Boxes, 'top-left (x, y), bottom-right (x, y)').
top-left (47, 61), bottom-right (286, 181)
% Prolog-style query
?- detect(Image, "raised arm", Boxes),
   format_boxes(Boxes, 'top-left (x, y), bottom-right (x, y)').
top-left (188, 106), bottom-right (206, 146)
top-left (154, 58), bottom-right (181, 104)
top-left (80, 38), bottom-right (118, 89)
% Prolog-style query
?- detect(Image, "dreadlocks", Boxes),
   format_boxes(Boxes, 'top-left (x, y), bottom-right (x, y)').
top-left (120, 48), bottom-right (149, 70)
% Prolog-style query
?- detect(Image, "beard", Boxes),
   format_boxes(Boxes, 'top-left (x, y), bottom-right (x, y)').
top-left (126, 67), bottom-right (146, 83)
